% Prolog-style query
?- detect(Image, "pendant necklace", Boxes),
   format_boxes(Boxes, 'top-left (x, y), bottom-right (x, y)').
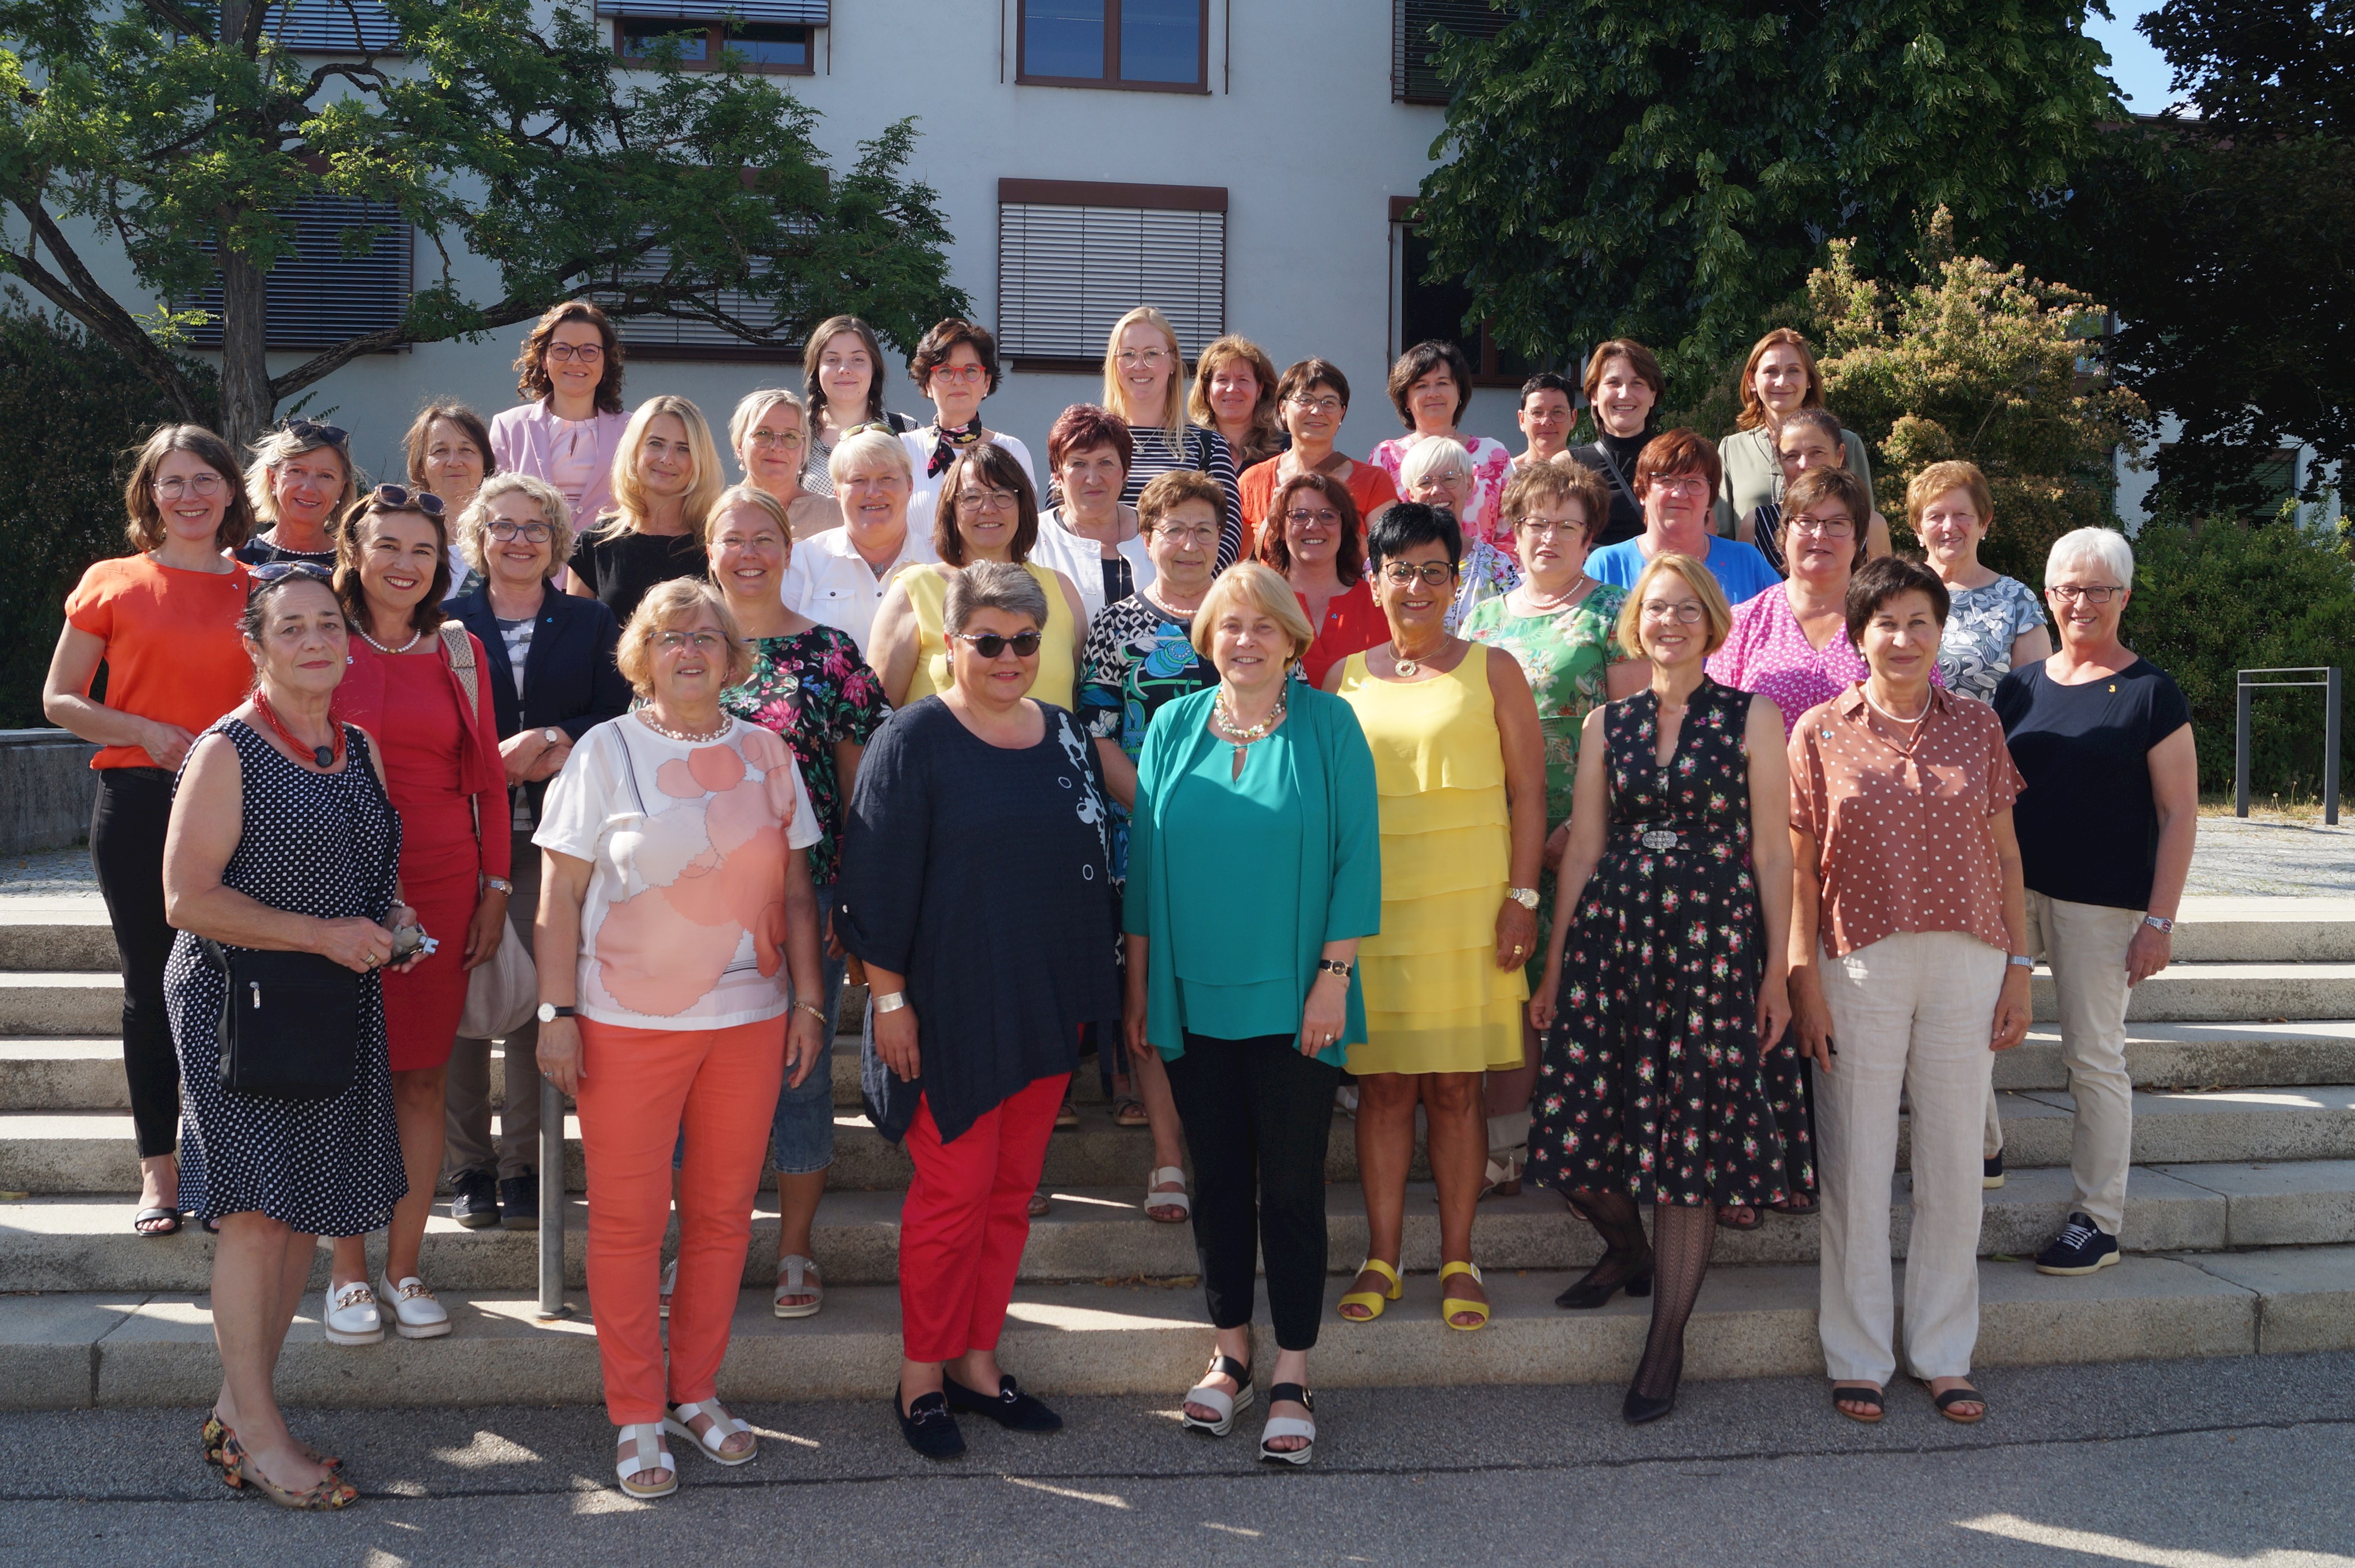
top-left (1393, 639), bottom-right (1444, 678)
top-left (255, 691), bottom-right (342, 770)
top-left (1213, 687), bottom-right (1286, 767)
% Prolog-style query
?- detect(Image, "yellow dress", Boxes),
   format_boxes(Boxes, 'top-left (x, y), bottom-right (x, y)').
top-left (1336, 647), bottom-right (1528, 1075)
top-left (903, 561), bottom-right (1079, 711)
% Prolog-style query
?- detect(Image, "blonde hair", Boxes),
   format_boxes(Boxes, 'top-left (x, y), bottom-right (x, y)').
top-left (1614, 552), bottom-right (1733, 659)
top-left (1905, 459), bottom-right (1993, 529)
top-left (598, 394), bottom-right (723, 541)
top-left (1191, 561), bottom-right (1317, 666)
top-left (704, 482), bottom-right (793, 551)
top-left (614, 577), bottom-right (754, 697)
top-left (826, 427), bottom-right (912, 487)
top-left (728, 388), bottom-right (806, 473)
top-left (245, 426), bottom-right (362, 526)
top-left (1399, 435), bottom-right (1474, 491)
top-left (458, 472), bottom-right (573, 578)
top-left (1101, 305), bottom-right (1187, 440)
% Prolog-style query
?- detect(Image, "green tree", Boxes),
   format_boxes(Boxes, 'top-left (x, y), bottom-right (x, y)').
top-left (1806, 213), bottom-right (2146, 584)
top-left (1409, 0), bottom-right (2119, 400)
top-left (0, 0), bottom-right (966, 444)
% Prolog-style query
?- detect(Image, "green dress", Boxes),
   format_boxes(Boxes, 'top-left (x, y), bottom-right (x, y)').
top-left (1462, 580), bottom-right (1629, 982)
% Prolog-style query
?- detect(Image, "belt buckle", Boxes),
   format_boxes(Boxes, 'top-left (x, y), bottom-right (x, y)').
top-left (1640, 828), bottom-right (1677, 851)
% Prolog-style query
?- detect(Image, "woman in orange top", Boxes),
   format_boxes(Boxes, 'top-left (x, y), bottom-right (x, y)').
top-left (1236, 359), bottom-right (1396, 559)
top-left (42, 425), bottom-right (257, 1236)
top-left (1264, 471), bottom-right (1387, 689)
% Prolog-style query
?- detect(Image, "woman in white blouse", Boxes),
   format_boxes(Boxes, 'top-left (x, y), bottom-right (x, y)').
top-left (1030, 404), bottom-right (1157, 623)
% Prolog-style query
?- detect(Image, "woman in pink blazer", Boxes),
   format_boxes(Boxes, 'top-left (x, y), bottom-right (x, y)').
top-left (490, 301), bottom-right (632, 532)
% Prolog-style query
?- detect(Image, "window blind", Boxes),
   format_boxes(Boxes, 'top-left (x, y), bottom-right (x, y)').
top-left (262, 1), bottom-right (400, 52)
top-left (596, 0), bottom-right (828, 20)
top-left (1393, 0), bottom-right (1509, 105)
top-left (178, 196), bottom-right (412, 350)
top-left (997, 202), bottom-right (1226, 361)
top-left (609, 242), bottom-right (802, 357)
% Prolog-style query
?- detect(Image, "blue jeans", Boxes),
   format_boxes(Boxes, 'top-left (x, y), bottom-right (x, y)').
top-left (671, 889), bottom-right (845, 1176)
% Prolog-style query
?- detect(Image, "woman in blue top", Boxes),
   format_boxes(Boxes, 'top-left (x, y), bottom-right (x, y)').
top-left (1122, 561), bottom-right (1381, 1468)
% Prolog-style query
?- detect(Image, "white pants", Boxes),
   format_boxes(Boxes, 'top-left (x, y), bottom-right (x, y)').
top-left (1816, 930), bottom-right (2003, 1386)
top-left (2020, 893), bottom-right (2142, 1235)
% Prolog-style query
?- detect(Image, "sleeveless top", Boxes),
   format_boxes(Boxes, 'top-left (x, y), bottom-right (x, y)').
top-left (903, 561), bottom-right (1079, 711)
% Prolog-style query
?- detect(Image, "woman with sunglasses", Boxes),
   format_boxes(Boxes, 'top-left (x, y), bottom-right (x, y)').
top-left (1322, 502), bottom-right (1548, 1335)
top-left (1235, 359), bottom-right (1396, 558)
top-left (899, 317), bottom-right (1034, 534)
top-left (43, 425), bottom-right (257, 1237)
top-left (489, 300), bottom-right (632, 535)
top-left (729, 388), bottom-right (839, 540)
top-left (442, 474), bottom-right (630, 1233)
top-left (838, 560), bottom-right (1121, 1460)
top-left (320, 485), bottom-right (511, 1348)
top-left (237, 420), bottom-right (360, 568)
top-left (800, 315), bottom-right (918, 499)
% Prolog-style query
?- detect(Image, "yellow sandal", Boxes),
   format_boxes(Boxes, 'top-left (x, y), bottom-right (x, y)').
top-left (1337, 1258), bottom-right (1403, 1322)
top-left (1440, 1261), bottom-right (1491, 1332)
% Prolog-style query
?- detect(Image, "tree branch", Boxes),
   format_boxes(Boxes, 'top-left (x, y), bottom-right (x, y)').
top-left (0, 217), bottom-right (205, 419)
top-left (137, 0), bottom-right (214, 45)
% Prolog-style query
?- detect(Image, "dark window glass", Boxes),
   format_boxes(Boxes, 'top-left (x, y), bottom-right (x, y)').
top-left (620, 19), bottom-right (708, 61)
top-left (1026, 0), bottom-right (1106, 79)
top-left (1399, 227), bottom-right (1480, 367)
top-left (723, 21), bottom-right (810, 67)
top-left (1119, 0), bottom-right (1200, 83)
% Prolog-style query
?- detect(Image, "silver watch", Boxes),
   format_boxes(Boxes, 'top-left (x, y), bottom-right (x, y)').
top-left (1506, 886), bottom-right (1540, 910)
top-left (2142, 913), bottom-right (2174, 934)
top-left (873, 991), bottom-right (909, 1014)
top-left (543, 727), bottom-right (565, 748)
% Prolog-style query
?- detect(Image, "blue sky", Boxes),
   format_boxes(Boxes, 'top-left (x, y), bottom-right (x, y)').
top-left (2084, 5), bottom-right (2185, 113)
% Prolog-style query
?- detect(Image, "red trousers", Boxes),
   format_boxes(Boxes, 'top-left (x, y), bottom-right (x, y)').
top-left (575, 1015), bottom-right (784, 1425)
top-left (899, 1072), bottom-right (1069, 1363)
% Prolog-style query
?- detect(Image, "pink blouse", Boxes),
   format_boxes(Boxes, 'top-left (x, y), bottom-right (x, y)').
top-left (1368, 435), bottom-right (1517, 553)
top-left (1706, 584), bottom-right (1942, 738)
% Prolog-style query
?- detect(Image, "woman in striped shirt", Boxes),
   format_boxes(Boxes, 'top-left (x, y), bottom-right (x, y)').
top-left (1098, 306), bottom-right (1243, 570)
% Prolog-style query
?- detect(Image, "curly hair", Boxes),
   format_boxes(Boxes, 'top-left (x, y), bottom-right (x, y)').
top-left (515, 300), bottom-right (626, 415)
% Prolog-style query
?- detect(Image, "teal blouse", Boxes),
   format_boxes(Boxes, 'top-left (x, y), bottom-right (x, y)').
top-left (1123, 683), bottom-right (1382, 1065)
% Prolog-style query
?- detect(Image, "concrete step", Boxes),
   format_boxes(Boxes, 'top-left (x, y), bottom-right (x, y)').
top-left (2165, 896), bottom-right (2355, 963)
top-left (9, 1159), bottom-right (2352, 1294)
top-left (0, 904), bottom-right (113, 973)
top-left (0, 974), bottom-right (122, 1037)
top-left (7, 1246), bottom-right (2349, 1410)
top-left (9, 1086), bottom-right (2355, 1196)
top-left (2037, 962), bottom-right (2355, 1024)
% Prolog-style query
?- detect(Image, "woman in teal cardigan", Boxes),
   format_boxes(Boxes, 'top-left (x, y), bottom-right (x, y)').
top-left (1122, 561), bottom-right (1380, 1467)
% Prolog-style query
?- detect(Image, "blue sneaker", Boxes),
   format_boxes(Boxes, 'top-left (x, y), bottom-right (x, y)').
top-left (2034, 1212), bottom-right (2119, 1275)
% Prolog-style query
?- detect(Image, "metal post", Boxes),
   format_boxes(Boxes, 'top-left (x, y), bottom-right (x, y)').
top-left (2236, 676), bottom-right (2253, 818)
top-left (2327, 666), bottom-right (2343, 826)
top-left (537, 1075), bottom-right (571, 1320)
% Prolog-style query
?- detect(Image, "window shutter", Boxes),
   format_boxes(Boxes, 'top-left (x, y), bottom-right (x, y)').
top-left (596, 0), bottom-right (828, 19)
top-left (609, 239), bottom-right (804, 359)
top-left (178, 195), bottom-right (412, 350)
top-left (1393, 0), bottom-right (1509, 105)
top-left (262, 1), bottom-right (401, 51)
top-left (997, 201), bottom-right (1226, 362)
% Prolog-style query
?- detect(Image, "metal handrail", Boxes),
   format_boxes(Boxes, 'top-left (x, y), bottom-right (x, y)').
top-left (538, 1075), bottom-right (570, 1320)
top-left (2236, 666), bottom-right (2342, 825)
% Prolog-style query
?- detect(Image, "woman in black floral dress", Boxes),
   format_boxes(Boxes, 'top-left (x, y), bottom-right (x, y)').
top-left (1528, 552), bottom-right (1798, 1423)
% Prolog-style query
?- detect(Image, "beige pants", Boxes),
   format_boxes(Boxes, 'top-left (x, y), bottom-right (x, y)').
top-left (1984, 893), bottom-right (2140, 1234)
top-left (444, 830), bottom-right (544, 1180)
top-left (1816, 930), bottom-right (2003, 1386)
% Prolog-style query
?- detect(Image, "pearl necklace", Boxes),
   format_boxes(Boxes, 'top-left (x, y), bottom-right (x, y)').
top-left (1861, 685), bottom-right (1933, 727)
top-left (1516, 576), bottom-right (1594, 616)
top-left (636, 708), bottom-right (731, 743)
top-left (358, 626), bottom-right (423, 655)
top-left (1213, 687), bottom-right (1286, 745)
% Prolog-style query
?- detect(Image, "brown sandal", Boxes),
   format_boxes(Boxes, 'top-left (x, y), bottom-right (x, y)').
top-left (1111, 1097), bottom-right (1150, 1128)
top-left (223, 1432), bottom-right (358, 1510)
top-left (1918, 1378), bottom-right (1986, 1424)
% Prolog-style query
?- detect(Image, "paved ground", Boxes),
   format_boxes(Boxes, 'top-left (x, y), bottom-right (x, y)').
top-left (1, 1354), bottom-right (2349, 1565)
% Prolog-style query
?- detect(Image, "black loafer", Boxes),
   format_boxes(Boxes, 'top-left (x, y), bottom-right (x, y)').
top-left (895, 1390), bottom-right (966, 1460)
top-left (942, 1372), bottom-right (1063, 1433)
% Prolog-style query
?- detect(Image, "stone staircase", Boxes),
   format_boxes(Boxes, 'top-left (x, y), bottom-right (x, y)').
top-left (3, 894), bottom-right (2352, 1409)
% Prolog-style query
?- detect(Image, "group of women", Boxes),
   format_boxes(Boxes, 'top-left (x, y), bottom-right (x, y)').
top-left (41, 302), bottom-right (2195, 1504)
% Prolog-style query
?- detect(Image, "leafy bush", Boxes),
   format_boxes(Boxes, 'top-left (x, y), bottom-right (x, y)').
top-left (2123, 512), bottom-right (2355, 798)
top-left (0, 296), bottom-right (213, 727)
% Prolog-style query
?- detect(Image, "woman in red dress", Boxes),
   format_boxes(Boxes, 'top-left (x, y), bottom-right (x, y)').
top-left (327, 485), bottom-right (511, 1344)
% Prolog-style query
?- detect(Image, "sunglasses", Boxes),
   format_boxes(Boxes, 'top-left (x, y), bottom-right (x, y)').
top-left (360, 483), bottom-right (446, 517)
top-left (283, 419), bottom-right (349, 448)
top-left (954, 630), bottom-right (1042, 659)
top-left (249, 561), bottom-right (334, 591)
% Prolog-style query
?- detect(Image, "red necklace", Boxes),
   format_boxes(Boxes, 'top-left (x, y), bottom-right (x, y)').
top-left (255, 691), bottom-right (343, 770)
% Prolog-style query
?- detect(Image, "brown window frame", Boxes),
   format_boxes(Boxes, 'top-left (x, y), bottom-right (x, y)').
top-left (612, 17), bottom-right (816, 76)
top-left (1388, 197), bottom-right (1530, 389)
top-left (1014, 0), bottom-right (1210, 96)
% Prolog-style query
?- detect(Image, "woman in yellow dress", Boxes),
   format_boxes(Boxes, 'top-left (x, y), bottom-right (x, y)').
top-left (868, 443), bottom-right (1090, 711)
top-left (1322, 501), bottom-right (1548, 1331)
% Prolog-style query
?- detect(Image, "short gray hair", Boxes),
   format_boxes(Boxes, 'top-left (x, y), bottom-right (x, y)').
top-left (2045, 526), bottom-right (2135, 589)
top-left (943, 559), bottom-right (1048, 635)
top-left (1399, 435), bottom-right (1474, 490)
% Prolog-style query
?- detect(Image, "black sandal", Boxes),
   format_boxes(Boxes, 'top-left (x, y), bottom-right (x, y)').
top-left (1832, 1384), bottom-right (1884, 1423)
top-left (134, 1206), bottom-right (182, 1237)
top-left (1715, 1203), bottom-right (1763, 1232)
top-left (1918, 1378), bottom-right (1986, 1424)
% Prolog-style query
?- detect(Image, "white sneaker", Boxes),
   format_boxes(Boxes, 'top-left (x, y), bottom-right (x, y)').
top-left (374, 1273), bottom-right (452, 1340)
top-left (323, 1281), bottom-right (383, 1346)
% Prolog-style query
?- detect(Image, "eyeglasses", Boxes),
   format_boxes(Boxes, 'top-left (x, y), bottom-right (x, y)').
top-left (954, 630), bottom-right (1042, 658)
top-left (1115, 348), bottom-right (1171, 368)
top-left (2048, 584), bottom-right (2124, 603)
top-left (1284, 508), bottom-right (1342, 528)
top-left (1514, 519), bottom-right (1587, 540)
top-left (1285, 395), bottom-right (1343, 416)
top-left (546, 343), bottom-right (604, 363)
top-left (957, 489), bottom-right (1018, 513)
top-left (841, 421), bottom-right (898, 439)
top-left (1648, 476), bottom-right (1710, 497)
top-left (488, 519), bottom-right (554, 543)
top-left (155, 473), bottom-right (226, 500)
top-left (1381, 562), bottom-right (1457, 587)
top-left (1149, 523), bottom-right (1221, 547)
top-left (249, 562), bottom-right (334, 590)
top-left (1788, 515), bottom-right (1855, 538)
top-left (654, 630), bottom-right (728, 653)
top-left (283, 419), bottom-right (348, 448)
top-left (930, 363), bottom-right (988, 386)
top-left (361, 484), bottom-right (446, 517)
top-left (1640, 600), bottom-right (1706, 623)
top-left (747, 430), bottom-right (806, 450)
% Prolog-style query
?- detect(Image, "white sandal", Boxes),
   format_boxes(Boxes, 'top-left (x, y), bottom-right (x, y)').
top-left (1257, 1383), bottom-right (1316, 1466)
top-left (773, 1253), bottom-right (823, 1319)
top-left (664, 1400), bottom-right (755, 1466)
top-left (616, 1422), bottom-right (677, 1498)
top-left (1179, 1353), bottom-right (1254, 1437)
top-left (1144, 1166), bottom-right (1190, 1224)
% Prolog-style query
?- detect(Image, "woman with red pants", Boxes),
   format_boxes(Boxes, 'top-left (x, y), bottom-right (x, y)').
top-left (327, 485), bottom-right (511, 1344)
top-left (838, 561), bottom-right (1122, 1460)
top-left (535, 578), bottom-right (827, 1498)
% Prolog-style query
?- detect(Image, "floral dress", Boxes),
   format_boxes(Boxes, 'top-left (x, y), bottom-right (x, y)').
top-left (720, 627), bottom-right (891, 890)
top-left (1076, 591), bottom-right (1217, 883)
top-left (1528, 678), bottom-right (1813, 1208)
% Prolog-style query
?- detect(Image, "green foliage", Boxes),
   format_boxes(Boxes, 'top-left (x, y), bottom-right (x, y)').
top-left (0, 0), bottom-right (967, 440)
top-left (0, 296), bottom-right (213, 728)
top-left (2141, 0), bottom-right (2351, 137)
top-left (1410, 0), bottom-right (2119, 402)
top-left (2124, 512), bottom-right (2355, 797)
top-left (1805, 213), bottom-right (2146, 585)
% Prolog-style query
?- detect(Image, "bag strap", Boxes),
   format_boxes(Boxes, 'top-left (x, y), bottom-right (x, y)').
top-left (438, 622), bottom-right (480, 714)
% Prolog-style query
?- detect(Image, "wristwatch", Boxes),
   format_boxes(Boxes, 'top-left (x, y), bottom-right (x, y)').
top-left (1317, 958), bottom-right (1353, 982)
top-left (542, 727), bottom-right (565, 748)
top-left (536, 1002), bottom-right (576, 1024)
top-left (874, 991), bottom-right (910, 1014)
top-left (484, 875), bottom-right (513, 895)
top-left (2007, 953), bottom-right (2036, 969)
top-left (1506, 886), bottom-right (1541, 910)
top-left (2142, 914), bottom-right (2175, 934)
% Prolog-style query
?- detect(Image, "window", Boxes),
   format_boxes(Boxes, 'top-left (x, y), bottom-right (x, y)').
top-left (1018, 0), bottom-right (1207, 93)
top-left (997, 179), bottom-right (1225, 371)
top-left (262, 1), bottom-right (400, 52)
top-left (604, 0), bottom-right (823, 74)
top-left (1390, 197), bottom-right (1534, 386)
top-left (1393, 0), bottom-right (1509, 105)
top-left (610, 238), bottom-right (806, 362)
top-left (178, 195), bottom-right (412, 351)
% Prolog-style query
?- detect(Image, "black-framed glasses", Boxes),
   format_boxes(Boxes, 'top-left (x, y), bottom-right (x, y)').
top-left (545, 342), bottom-right (604, 363)
top-left (2048, 584), bottom-right (2123, 604)
top-left (248, 561), bottom-right (334, 592)
top-left (283, 419), bottom-right (348, 448)
top-left (954, 630), bottom-right (1042, 659)
top-left (1381, 561), bottom-right (1457, 587)
top-left (362, 483), bottom-right (446, 517)
top-left (488, 519), bottom-right (554, 543)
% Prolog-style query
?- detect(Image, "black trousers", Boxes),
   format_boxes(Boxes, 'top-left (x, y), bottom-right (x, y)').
top-left (90, 768), bottom-right (179, 1159)
top-left (1163, 1031), bottom-right (1343, 1352)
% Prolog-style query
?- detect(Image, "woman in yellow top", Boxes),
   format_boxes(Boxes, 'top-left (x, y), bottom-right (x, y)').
top-left (868, 443), bottom-right (1090, 711)
top-left (1321, 501), bottom-right (1548, 1331)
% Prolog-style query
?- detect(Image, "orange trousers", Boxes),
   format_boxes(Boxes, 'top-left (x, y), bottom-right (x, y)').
top-left (575, 1015), bottom-right (784, 1425)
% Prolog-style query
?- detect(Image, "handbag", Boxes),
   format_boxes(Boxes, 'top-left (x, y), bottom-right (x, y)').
top-left (440, 622), bottom-right (542, 1039)
top-left (202, 939), bottom-right (361, 1099)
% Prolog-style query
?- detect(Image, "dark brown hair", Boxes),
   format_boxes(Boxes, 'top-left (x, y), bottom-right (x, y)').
top-left (334, 493), bottom-right (453, 636)
top-left (910, 317), bottom-right (1001, 399)
top-left (1845, 553), bottom-right (1950, 646)
top-left (801, 315), bottom-right (892, 425)
top-left (1633, 428), bottom-right (1724, 500)
top-left (1784, 465), bottom-right (1874, 570)
top-left (402, 401), bottom-right (496, 493)
top-left (1276, 356), bottom-right (1352, 410)
top-left (122, 424), bottom-right (256, 553)
top-left (933, 443), bottom-right (1039, 566)
top-left (515, 300), bottom-right (626, 414)
top-left (1386, 339), bottom-right (1474, 428)
top-left (1579, 338), bottom-right (1666, 409)
top-left (1259, 470), bottom-right (1364, 583)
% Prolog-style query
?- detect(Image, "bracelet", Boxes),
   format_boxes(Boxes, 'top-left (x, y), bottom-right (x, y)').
top-left (1317, 957), bottom-right (1353, 982)
top-left (793, 1000), bottom-right (829, 1028)
top-left (873, 990), bottom-right (909, 1014)
top-left (483, 875), bottom-right (513, 896)
top-left (2007, 953), bottom-right (2036, 969)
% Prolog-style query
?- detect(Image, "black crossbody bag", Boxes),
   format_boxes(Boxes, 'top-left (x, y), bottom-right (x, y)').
top-left (201, 939), bottom-right (362, 1099)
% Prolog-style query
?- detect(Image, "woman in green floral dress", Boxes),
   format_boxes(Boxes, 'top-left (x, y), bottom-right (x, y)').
top-left (1460, 459), bottom-right (1647, 1192)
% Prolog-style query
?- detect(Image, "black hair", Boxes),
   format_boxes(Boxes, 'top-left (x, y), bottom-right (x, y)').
top-left (1845, 554), bottom-right (1951, 646)
top-left (1519, 371), bottom-right (1576, 407)
top-left (1366, 500), bottom-right (1463, 569)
